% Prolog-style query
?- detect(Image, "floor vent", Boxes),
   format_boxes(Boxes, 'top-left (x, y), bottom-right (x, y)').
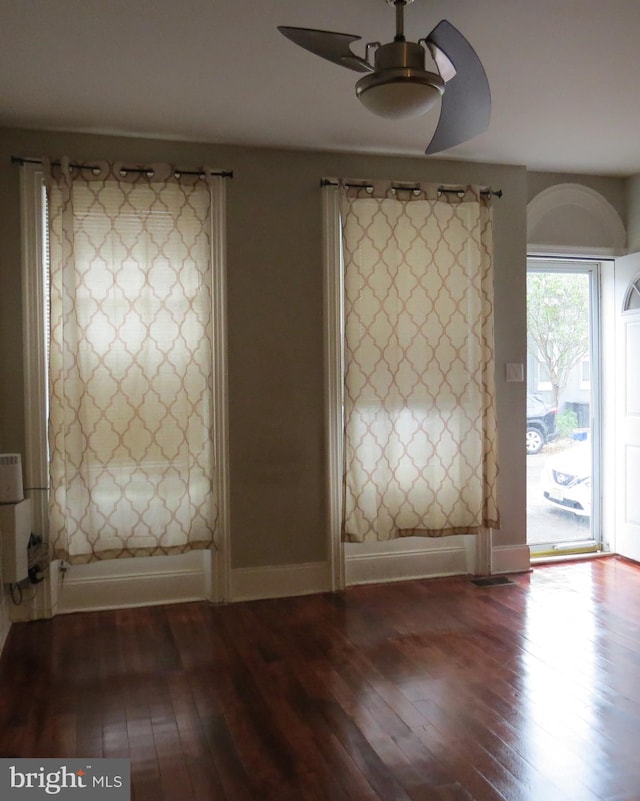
top-left (470, 575), bottom-right (516, 588)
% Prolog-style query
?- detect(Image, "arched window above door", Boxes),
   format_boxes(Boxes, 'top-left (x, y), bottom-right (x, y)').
top-left (623, 275), bottom-right (640, 312)
top-left (527, 183), bottom-right (626, 257)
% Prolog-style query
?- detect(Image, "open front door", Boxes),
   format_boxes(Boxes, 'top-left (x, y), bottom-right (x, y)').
top-left (614, 253), bottom-right (640, 561)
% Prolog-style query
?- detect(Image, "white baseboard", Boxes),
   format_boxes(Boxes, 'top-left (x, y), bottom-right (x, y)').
top-left (491, 544), bottom-right (531, 574)
top-left (11, 542), bottom-right (531, 618)
top-left (56, 556), bottom-right (333, 612)
top-left (230, 561), bottom-right (332, 602)
top-left (56, 551), bottom-right (211, 614)
top-left (344, 539), bottom-right (531, 586)
top-left (345, 540), bottom-right (470, 586)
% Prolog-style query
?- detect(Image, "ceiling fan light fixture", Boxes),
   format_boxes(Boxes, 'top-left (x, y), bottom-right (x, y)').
top-left (355, 39), bottom-right (444, 119)
top-left (356, 69), bottom-right (444, 119)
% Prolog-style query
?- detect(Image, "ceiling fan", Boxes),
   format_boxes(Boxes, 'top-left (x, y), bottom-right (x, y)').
top-left (278, 0), bottom-right (490, 155)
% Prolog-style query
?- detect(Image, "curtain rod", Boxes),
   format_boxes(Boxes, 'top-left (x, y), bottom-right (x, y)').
top-left (320, 178), bottom-right (502, 198)
top-left (11, 155), bottom-right (233, 179)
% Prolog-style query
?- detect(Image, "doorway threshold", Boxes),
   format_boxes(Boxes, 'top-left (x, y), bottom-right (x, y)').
top-left (531, 550), bottom-right (612, 566)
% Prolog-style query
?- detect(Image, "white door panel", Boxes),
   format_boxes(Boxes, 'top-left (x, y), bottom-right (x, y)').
top-left (625, 321), bottom-right (640, 414)
top-left (626, 447), bottom-right (640, 525)
top-left (614, 252), bottom-right (640, 561)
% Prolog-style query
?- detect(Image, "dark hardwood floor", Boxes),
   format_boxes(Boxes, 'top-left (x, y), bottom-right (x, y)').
top-left (1, 557), bottom-right (640, 801)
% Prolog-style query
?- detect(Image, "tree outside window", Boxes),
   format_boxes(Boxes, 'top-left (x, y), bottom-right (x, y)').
top-left (527, 271), bottom-right (590, 411)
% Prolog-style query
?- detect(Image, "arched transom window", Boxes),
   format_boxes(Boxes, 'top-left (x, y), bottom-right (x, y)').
top-left (623, 275), bottom-right (640, 312)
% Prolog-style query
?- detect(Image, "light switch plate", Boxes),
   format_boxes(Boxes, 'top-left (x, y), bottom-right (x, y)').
top-left (506, 363), bottom-right (524, 382)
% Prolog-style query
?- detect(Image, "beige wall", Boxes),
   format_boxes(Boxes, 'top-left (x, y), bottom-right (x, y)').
top-left (0, 127), bottom-right (529, 571)
top-left (627, 173), bottom-right (640, 253)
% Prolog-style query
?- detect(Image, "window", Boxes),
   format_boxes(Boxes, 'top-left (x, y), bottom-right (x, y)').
top-left (580, 358), bottom-right (591, 389)
top-left (325, 180), bottom-right (499, 545)
top-left (21, 161), bottom-right (229, 579)
top-left (623, 276), bottom-right (640, 312)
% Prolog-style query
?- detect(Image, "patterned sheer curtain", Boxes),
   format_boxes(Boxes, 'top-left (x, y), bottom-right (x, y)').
top-left (340, 181), bottom-right (499, 543)
top-left (46, 157), bottom-right (221, 563)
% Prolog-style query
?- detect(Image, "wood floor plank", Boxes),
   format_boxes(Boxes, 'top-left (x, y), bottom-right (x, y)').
top-left (2, 557), bottom-right (640, 799)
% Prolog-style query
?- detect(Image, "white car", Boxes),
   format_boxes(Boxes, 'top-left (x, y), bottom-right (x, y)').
top-left (540, 440), bottom-right (591, 517)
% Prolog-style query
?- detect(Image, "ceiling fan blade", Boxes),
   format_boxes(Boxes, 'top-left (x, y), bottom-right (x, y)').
top-left (277, 26), bottom-right (374, 73)
top-left (424, 20), bottom-right (491, 155)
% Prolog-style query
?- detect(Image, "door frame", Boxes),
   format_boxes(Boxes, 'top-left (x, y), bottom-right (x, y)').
top-left (526, 256), bottom-right (605, 556)
top-left (610, 254), bottom-right (640, 561)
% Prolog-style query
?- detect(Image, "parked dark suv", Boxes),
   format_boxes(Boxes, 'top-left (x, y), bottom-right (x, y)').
top-left (526, 394), bottom-right (558, 454)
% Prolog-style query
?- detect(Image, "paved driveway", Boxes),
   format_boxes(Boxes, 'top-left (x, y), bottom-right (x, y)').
top-left (527, 450), bottom-right (592, 546)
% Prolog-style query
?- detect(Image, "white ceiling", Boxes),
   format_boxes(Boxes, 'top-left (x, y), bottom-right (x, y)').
top-left (2, 0), bottom-right (640, 176)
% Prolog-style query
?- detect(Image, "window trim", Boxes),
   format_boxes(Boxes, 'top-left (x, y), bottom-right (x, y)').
top-left (20, 165), bottom-right (49, 544)
top-left (322, 183), bottom-right (345, 591)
